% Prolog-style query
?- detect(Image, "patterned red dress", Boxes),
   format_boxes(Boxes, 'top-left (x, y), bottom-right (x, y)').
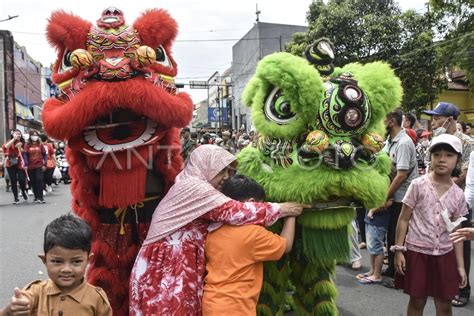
top-left (129, 200), bottom-right (280, 315)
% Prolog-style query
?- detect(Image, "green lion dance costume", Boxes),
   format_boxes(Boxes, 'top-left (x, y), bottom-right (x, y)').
top-left (237, 39), bottom-right (402, 315)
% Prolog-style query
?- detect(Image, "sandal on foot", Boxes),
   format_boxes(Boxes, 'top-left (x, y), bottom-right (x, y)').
top-left (358, 277), bottom-right (382, 285)
top-left (452, 295), bottom-right (469, 307)
top-left (356, 272), bottom-right (371, 280)
top-left (351, 260), bottom-right (362, 270)
top-left (383, 279), bottom-right (395, 289)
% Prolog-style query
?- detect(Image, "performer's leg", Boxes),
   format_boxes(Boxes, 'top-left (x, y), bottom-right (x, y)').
top-left (289, 227), bottom-right (343, 316)
top-left (289, 208), bottom-right (354, 315)
top-left (7, 167), bottom-right (18, 201)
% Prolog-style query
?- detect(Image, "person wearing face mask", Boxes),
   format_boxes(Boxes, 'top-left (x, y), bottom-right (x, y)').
top-left (423, 102), bottom-right (474, 307)
top-left (24, 131), bottom-right (47, 203)
top-left (378, 109), bottom-right (419, 288)
top-left (423, 102), bottom-right (474, 188)
top-left (2, 129), bottom-right (28, 204)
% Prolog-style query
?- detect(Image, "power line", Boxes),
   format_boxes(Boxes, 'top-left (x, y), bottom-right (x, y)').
top-left (7, 29), bottom-right (472, 99)
top-left (0, 15), bottom-right (19, 23)
top-left (10, 30), bottom-right (293, 43)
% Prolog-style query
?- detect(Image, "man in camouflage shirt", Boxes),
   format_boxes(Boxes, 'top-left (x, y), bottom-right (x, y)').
top-left (181, 128), bottom-right (196, 162)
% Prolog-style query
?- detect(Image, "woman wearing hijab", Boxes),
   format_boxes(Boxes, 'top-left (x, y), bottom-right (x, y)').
top-left (23, 130), bottom-right (47, 203)
top-left (2, 129), bottom-right (28, 204)
top-left (129, 145), bottom-right (306, 315)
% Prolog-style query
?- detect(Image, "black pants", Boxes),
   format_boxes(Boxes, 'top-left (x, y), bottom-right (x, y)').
top-left (356, 207), bottom-right (366, 243)
top-left (386, 202), bottom-right (403, 278)
top-left (459, 207), bottom-right (472, 298)
top-left (6, 167), bottom-right (27, 200)
top-left (29, 168), bottom-right (44, 200)
top-left (44, 168), bottom-right (54, 187)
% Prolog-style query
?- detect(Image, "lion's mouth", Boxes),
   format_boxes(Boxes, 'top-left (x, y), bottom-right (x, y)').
top-left (76, 109), bottom-right (161, 154)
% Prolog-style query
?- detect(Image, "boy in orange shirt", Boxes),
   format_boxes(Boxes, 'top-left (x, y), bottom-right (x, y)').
top-left (203, 174), bottom-right (298, 315)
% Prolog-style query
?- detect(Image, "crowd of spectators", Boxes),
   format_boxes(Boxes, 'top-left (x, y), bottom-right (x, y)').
top-left (352, 102), bottom-right (473, 309)
top-left (180, 127), bottom-right (256, 160)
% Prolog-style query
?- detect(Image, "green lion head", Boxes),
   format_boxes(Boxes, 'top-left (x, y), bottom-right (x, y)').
top-left (238, 40), bottom-right (402, 210)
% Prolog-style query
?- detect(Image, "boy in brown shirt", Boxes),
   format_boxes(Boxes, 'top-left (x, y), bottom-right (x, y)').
top-left (1, 214), bottom-right (112, 316)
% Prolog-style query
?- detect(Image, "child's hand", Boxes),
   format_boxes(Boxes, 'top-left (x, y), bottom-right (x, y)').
top-left (458, 267), bottom-right (467, 288)
top-left (367, 209), bottom-right (376, 219)
top-left (279, 202), bottom-right (311, 217)
top-left (384, 199), bottom-right (393, 209)
top-left (450, 228), bottom-right (474, 243)
top-left (394, 252), bottom-right (406, 276)
top-left (8, 288), bottom-right (30, 315)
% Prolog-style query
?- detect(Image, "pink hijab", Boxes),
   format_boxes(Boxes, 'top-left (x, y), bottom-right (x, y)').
top-left (144, 145), bottom-right (235, 245)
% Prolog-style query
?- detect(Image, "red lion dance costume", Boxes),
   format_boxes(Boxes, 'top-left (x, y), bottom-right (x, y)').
top-left (42, 7), bottom-right (193, 315)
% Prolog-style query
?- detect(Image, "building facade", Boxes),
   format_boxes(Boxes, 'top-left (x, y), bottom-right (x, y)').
top-left (0, 30), bottom-right (52, 144)
top-left (0, 30), bottom-right (15, 144)
top-left (231, 22), bottom-right (307, 131)
top-left (13, 42), bottom-right (43, 134)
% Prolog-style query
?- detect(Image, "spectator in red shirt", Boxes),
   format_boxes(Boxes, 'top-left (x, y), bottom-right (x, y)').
top-left (403, 112), bottom-right (418, 145)
top-left (24, 130), bottom-right (47, 203)
top-left (40, 134), bottom-right (57, 193)
top-left (1, 129), bottom-right (28, 204)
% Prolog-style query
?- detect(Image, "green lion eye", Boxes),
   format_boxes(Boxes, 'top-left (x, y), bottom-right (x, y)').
top-left (264, 87), bottom-right (297, 124)
top-left (275, 97), bottom-right (292, 116)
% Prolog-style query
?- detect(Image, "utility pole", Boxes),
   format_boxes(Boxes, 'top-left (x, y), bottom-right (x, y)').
top-left (255, 4), bottom-right (261, 22)
top-left (216, 86), bottom-right (221, 130)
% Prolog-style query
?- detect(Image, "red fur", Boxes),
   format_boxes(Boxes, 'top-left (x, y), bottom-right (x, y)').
top-left (51, 64), bottom-right (79, 85)
top-left (134, 9), bottom-right (179, 77)
top-left (43, 79), bottom-right (192, 140)
top-left (46, 11), bottom-right (91, 51)
top-left (134, 9), bottom-right (177, 50)
top-left (47, 11), bottom-right (90, 85)
top-left (68, 149), bottom-right (100, 229)
top-left (87, 267), bottom-right (128, 313)
top-left (155, 128), bottom-right (184, 191)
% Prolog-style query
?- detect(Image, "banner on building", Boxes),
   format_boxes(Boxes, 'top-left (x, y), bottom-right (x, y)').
top-left (15, 102), bottom-right (34, 120)
top-left (208, 107), bottom-right (228, 123)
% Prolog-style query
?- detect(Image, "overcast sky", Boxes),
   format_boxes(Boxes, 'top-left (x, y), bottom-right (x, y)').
top-left (0, 0), bottom-right (427, 102)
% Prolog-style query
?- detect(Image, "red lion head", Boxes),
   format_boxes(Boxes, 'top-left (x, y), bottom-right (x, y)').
top-left (42, 9), bottom-right (193, 314)
top-left (43, 9), bottom-right (193, 208)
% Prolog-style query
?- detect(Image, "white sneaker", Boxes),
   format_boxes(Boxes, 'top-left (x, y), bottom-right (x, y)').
top-left (43, 190), bottom-right (47, 196)
top-left (28, 190), bottom-right (33, 196)
top-left (47, 185), bottom-right (53, 193)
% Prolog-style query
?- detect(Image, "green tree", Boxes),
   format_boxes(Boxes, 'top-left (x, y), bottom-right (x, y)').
top-left (305, 0), bottom-right (401, 64)
top-left (430, 0), bottom-right (474, 92)
top-left (284, 32), bottom-right (307, 57)
top-left (395, 10), bottom-right (443, 113)
top-left (285, 0), bottom-right (442, 113)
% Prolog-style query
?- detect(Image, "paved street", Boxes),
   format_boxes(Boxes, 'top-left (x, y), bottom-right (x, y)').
top-left (1, 180), bottom-right (473, 315)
